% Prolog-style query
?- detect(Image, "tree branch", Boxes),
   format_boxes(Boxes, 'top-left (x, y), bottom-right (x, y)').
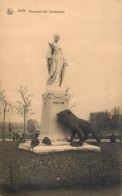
top-left (69, 103), bottom-right (80, 110)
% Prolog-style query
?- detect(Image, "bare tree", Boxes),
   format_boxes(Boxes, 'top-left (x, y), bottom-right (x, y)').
top-left (0, 87), bottom-right (5, 113)
top-left (0, 90), bottom-right (5, 101)
top-left (16, 86), bottom-right (35, 142)
top-left (65, 88), bottom-right (80, 110)
top-left (111, 107), bottom-right (120, 129)
top-left (0, 84), bottom-right (6, 141)
top-left (0, 96), bottom-right (6, 142)
top-left (0, 83), bottom-right (17, 141)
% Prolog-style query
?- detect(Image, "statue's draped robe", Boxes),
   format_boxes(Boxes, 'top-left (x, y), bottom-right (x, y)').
top-left (46, 42), bottom-right (66, 88)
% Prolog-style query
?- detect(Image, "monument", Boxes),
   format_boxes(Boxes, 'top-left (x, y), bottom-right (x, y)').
top-left (39, 35), bottom-right (70, 141)
top-left (19, 35), bottom-right (101, 153)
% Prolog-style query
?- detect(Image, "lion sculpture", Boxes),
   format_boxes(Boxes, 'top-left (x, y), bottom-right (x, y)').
top-left (57, 109), bottom-right (101, 146)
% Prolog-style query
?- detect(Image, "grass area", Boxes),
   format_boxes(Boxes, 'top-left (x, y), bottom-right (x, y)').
top-left (0, 141), bottom-right (121, 193)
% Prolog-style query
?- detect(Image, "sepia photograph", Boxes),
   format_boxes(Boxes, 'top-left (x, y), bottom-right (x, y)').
top-left (0, 0), bottom-right (122, 195)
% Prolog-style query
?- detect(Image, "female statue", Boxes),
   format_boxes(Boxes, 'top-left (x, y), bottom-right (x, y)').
top-left (46, 35), bottom-right (68, 89)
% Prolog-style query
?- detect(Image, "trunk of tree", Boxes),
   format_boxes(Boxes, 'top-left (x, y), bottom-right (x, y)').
top-left (2, 102), bottom-right (7, 142)
top-left (2, 108), bottom-right (5, 142)
top-left (23, 110), bottom-right (26, 143)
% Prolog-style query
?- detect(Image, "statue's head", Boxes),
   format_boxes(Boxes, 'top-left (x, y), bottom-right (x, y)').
top-left (54, 34), bottom-right (60, 43)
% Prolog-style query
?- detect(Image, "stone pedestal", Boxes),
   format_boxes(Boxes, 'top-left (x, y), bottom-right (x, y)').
top-left (39, 90), bottom-right (70, 142)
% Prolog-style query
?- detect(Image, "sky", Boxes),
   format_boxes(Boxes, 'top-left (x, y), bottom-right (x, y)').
top-left (0, 0), bottom-right (122, 122)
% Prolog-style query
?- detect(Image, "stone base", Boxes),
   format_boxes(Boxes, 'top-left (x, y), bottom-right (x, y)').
top-left (39, 89), bottom-right (71, 142)
top-left (18, 141), bottom-right (101, 154)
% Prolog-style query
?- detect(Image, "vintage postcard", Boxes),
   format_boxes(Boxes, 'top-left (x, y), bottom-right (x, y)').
top-left (0, 0), bottom-right (122, 195)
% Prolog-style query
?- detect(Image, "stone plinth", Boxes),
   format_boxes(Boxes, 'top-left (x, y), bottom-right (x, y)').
top-left (18, 142), bottom-right (101, 154)
top-left (39, 90), bottom-right (70, 142)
